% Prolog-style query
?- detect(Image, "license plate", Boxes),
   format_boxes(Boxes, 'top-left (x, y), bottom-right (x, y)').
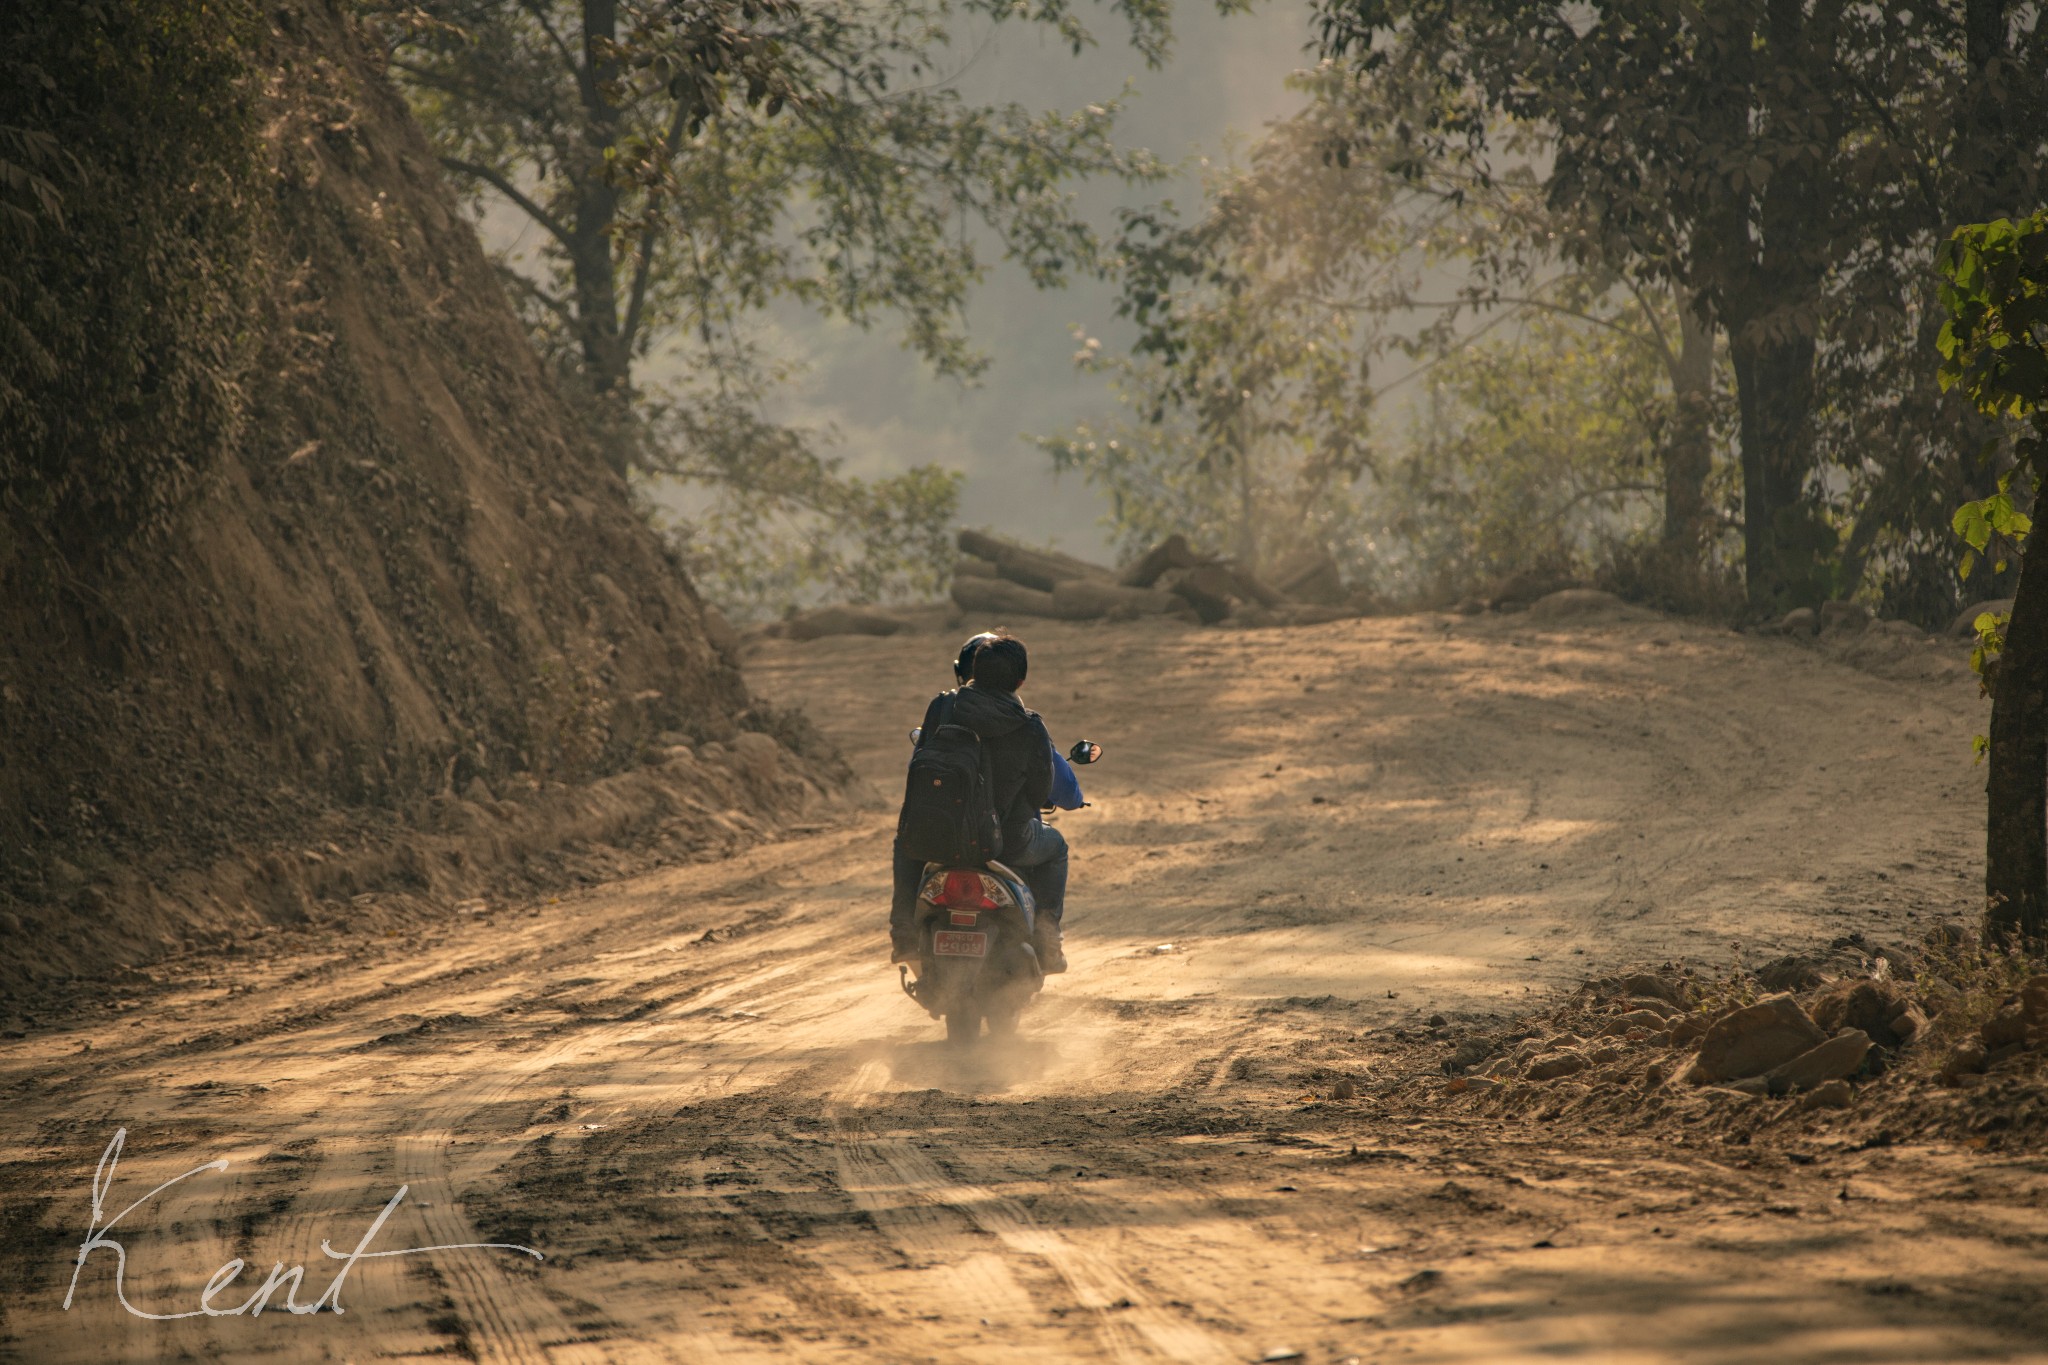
top-left (933, 931), bottom-right (988, 957)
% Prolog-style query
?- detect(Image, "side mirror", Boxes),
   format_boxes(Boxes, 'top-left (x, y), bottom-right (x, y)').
top-left (1068, 739), bottom-right (1102, 765)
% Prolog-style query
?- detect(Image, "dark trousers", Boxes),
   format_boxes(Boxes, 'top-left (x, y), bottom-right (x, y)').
top-left (891, 818), bottom-right (1068, 945)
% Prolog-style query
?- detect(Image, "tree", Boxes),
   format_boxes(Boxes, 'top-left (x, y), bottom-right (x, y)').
top-left (1940, 211), bottom-right (2048, 945)
top-left (372, 0), bottom-right (1176, 612)
top-left (1312, 0), bottom-right (2047, 616)
top-left (1044, 59), bottom-right (1723, 593)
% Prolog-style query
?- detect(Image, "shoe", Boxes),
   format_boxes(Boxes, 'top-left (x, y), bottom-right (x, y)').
top-left (1032, 919), bottom-right (1067, 974)
top-left (890, 936), bottom-right (918, 965)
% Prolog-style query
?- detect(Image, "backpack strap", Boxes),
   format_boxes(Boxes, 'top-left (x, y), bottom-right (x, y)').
top-left (932, 690), bottom-right (1001, 863)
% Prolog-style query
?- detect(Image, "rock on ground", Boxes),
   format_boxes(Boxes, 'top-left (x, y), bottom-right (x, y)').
top-left (1687, 993), bottom-right (1827, 1083)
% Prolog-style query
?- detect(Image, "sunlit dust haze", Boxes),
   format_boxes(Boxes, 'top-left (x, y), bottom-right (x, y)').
top-left (636, 8), bottom-right (1315, 562)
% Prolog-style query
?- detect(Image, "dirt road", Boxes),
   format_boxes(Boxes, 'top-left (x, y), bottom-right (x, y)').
top-left (7, 610), bottom-right (2047, 1362)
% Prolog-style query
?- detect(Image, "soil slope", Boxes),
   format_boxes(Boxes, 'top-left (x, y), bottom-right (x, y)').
top-left (5, 610), bottom-right (2044, 1363)
top-left (0, 1), bottom-right (830, 995)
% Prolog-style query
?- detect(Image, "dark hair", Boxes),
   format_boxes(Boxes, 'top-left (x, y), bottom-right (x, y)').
top-left (970, 635), bottom-right (1028, 692)
top-left (953, 631), bottom-right (1001, 684)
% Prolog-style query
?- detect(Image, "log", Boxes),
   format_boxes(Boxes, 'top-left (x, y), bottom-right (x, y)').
top-left (1274, 549), bottom-right (1346, 606)
top-left (783, 604), bottom-right (907, 640)
top-left (957, 528), bottom-right (1112, 592)
top-left (1118, 532), bottom-right (1205, 587)
top-left (1222, 565), bottom-right (1289, 610)
top-left (1161, 564), bottom-right (1239, 624)
top-left (950, 574), bottom-right (1061, 618)
top-left (954, 555), bottom-right (1000, 579)
top-left (1049, 578), bottom-right (1181, 619)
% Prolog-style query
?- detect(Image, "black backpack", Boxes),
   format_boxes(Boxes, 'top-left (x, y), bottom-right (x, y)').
top-left (896, 695), bottom-right (1002, 865)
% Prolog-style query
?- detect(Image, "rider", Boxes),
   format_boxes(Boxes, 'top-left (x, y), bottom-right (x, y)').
top-left (890, 631), bottom-right (1075, 973)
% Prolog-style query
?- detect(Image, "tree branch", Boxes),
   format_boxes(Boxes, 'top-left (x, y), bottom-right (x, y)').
top-left (439, 156), bottom-right (573, 247)
top-left (1393, 291), bottom-right (1661, 354)
top-left (516, 0), bottom-right (584, 82)
top-left (498, 267), bottom-right (577, 328)
top-left (622, 100), bottom-right (690, 353)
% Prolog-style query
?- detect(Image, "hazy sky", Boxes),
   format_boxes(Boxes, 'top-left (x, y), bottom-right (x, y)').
top-left (710, 4), bottom-right (1318, 563)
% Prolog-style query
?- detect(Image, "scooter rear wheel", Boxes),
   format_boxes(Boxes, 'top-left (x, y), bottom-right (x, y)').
top-left (944, 1011), bottom-right (978, 1046)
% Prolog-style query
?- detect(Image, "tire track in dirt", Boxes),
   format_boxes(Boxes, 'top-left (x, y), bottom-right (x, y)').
top-left (824, 1057), bottom-right (1228, 1362)
top-left (388, 920), bottom-right (864, 1363)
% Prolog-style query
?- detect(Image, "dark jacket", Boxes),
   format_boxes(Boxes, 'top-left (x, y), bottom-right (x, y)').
top-left (916, 684), bottom-right (1052, 860)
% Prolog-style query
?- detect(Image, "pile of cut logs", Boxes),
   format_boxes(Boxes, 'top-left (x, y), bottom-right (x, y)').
top-left (950, 530), bottom-right (1359, 627)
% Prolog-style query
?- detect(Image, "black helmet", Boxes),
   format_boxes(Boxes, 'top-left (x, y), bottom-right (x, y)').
top-left (953, 631), bottom-right (1001, 684)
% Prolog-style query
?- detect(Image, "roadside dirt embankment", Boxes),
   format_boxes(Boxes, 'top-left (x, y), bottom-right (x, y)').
top-left (0, 2), bottom-right (844, 999)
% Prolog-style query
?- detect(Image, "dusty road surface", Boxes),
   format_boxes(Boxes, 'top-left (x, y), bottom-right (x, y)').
top-left (7, 610), bottom-right (2047, 1363)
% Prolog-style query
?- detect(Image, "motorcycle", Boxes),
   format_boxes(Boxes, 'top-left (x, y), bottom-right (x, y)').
top-left (900, 739), bottom-right (1102, 1045)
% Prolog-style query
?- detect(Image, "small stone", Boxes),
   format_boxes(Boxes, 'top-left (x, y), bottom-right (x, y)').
top-left (1527, 1050), bottom-right (1589, 1081)
top-left (1812, 979), bottom-right (1909, 1045)
top-left (1668, 1015), bottom-right (1709, 1043)
top-left (1886, 1002), bottom-right (1929, 1045)
top-left (1798, 1080), bottom-right (1855, 1111)
top-left (1764, 1030), bottom-right (1872, 1094)
top-left (1819, 600), bottom-right (1871, 634)
top-left (1941, 1042), bottom-right (1987, 1082)
top-left (1777, 607), bottom-right (1819, 636)
top-left (1619, 973), bottom-right (1686, 1003)
top-left (1330, 1078), bottom-right (1357, 1100)
top-left (1983, 1003), bottom-right (2031, 1050)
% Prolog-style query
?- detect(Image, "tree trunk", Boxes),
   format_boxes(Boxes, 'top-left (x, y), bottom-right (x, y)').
top-left (571, 0), bottom-right (628, 398)
top-left (1719, 0), bottom-right (1835, 617)
top-left (1729, 322), bottom-right (1821, 614)
top-left (1662, 302), bottom-right (1714, 545)
top-left (1987, 520), bottom-right (2048, 944)
top-left (1233, 406), bottom-right (1259, 571)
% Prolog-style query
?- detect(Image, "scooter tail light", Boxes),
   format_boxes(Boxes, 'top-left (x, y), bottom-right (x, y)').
top-left (931, 870), bottom-right (998, 910)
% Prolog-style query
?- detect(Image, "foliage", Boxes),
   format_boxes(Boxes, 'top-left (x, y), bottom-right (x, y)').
top-left (1940, 213), bottom-right (2048, 435)
top-left (1031, 121), bottom-right (1379, 577)
top-left (1940, 213), bottom-right (2048, 697)
top-left (1045, 59), bottom-right (1729, 600)
top-left (1312, 0), bottom-right (2048, 617)
top-left (0, 0), bottom-right (263, 571)
top-left (655, 391), bottom-right (962, 617)
top-left (1372, 304), bottom-right (1681, 599)
top-left (373, 0), bottom-right (1176, 609)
